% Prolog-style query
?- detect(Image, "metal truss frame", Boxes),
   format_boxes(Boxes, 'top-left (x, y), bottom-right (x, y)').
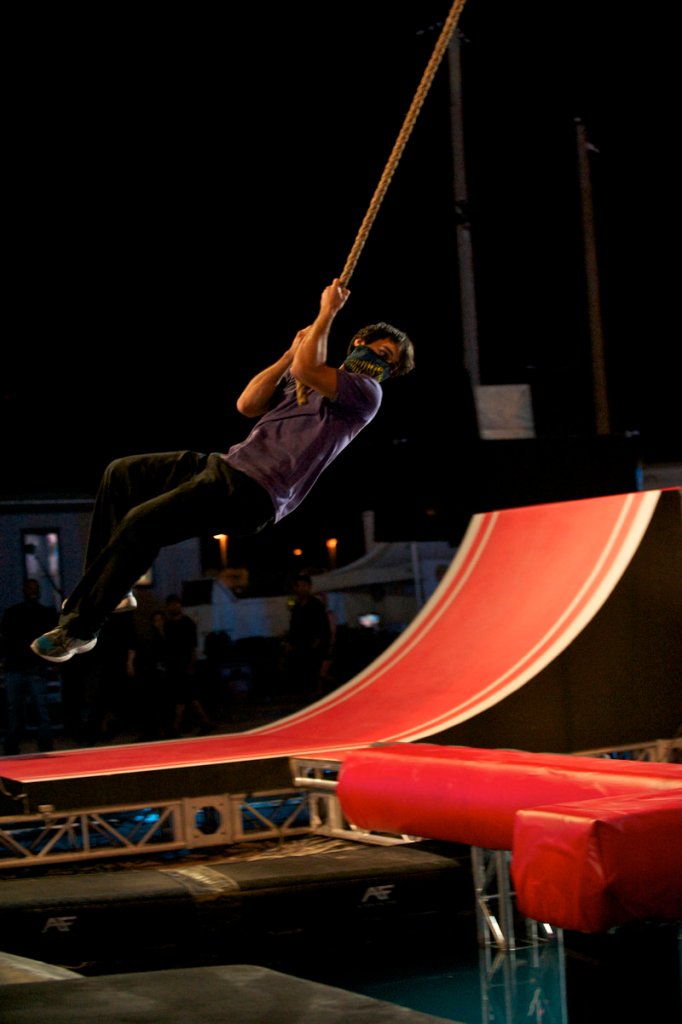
top-left (477, 920), bottom-right (567, 1024)
top-left (0, 788), bottom-right (312, 870)
top-left (577, 736), bottom-right (682, 763)
top-left (470, 846), bottom-right (556, 952)
top-left (471, 847), bottom-right (517, 951)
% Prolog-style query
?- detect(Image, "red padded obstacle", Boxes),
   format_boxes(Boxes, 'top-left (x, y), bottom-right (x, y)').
top-left (334, 744), bottom-right (682, 932)
top-left (512, 789), bottom-right (682, 932)
top-left (336, 744), bottom-right (682, 850)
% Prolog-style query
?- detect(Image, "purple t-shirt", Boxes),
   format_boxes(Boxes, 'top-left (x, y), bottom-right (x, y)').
top-left (222, 370), bottom-right (381, 522)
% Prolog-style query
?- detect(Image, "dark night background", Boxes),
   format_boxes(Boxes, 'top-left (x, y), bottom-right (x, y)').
top-left (3, 1), bottom-right (679, 573)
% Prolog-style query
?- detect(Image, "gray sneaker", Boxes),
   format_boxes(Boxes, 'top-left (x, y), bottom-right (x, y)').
top-left (31, 627), bottom-right (97, 663)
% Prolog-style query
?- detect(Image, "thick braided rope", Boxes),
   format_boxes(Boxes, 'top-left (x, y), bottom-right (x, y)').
top-left (339, 0), bottom-right (467, 287)
top-left (297, 0), bottom-right (467, 405)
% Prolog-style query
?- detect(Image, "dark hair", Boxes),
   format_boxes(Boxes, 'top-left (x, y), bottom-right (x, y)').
top-left (349, 322), bottom-right (415, 378)
top-left (165, 594), bottom-right (181, 605)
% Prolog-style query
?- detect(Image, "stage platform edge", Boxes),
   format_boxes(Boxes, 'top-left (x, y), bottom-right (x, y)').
top-left (0, 838), bottom-right (473, 976)
top-left (0, 962), bottom-right (460, 1024)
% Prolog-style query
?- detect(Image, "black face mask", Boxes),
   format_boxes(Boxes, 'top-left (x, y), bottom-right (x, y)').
top-left (342, 345), bottom-right (392, 382)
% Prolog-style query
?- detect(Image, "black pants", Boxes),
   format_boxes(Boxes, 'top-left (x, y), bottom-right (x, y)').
top-left (60, 452), bottom-right (274, 639)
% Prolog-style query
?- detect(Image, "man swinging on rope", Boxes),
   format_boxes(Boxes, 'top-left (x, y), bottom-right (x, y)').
top-left (32, 278), bottom-right (415, 663)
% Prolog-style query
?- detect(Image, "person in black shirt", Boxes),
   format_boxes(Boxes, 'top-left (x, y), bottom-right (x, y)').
top-left (279, 574), bottom-right (332, 694)
top-left (164, 595), bottom-right (213, 736)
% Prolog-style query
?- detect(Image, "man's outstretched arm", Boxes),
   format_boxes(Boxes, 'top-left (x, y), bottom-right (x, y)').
top-left (291, 278), bottom-right (350, 399)
top-left (236, 348), bottom-right (296, 418)
top-left (236, 323), bottom-right (315, 417)
top-left (236, 279), bottom-right (349, 417)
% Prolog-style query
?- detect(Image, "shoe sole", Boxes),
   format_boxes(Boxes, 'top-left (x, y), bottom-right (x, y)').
top-left (30, 637), bottom-right (98, 664)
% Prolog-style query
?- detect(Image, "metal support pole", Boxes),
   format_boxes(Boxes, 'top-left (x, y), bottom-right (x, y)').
top-left (575, 117), bottom-right (611, 436)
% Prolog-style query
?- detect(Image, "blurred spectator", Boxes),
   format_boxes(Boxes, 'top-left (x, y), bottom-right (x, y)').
top-left (81, 612), bottom-right (137, 743)
top-left (279, 574), bottom-right (332, 694)
top-left (316, 591), bottom-right (338, 694)
top-left (164, 595), bottom-right (214, 736)
top-left (1, 579), bottom-right (59, 754)
top-left (134, 610), bottom-right (174, 741)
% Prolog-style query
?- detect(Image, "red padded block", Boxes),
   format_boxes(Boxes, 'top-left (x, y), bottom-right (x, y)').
top-left (365, 743), bottom-right (682, 782)
top-left (336, 746), bottom-right (682, 850)
top-left (512, 789), bottom-right (682, 932)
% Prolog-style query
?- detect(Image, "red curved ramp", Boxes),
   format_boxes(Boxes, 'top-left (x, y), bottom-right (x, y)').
top-left (249, 488), bottom-right (664, 746)
top-left (0, 488), bottom-right (671, 787)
